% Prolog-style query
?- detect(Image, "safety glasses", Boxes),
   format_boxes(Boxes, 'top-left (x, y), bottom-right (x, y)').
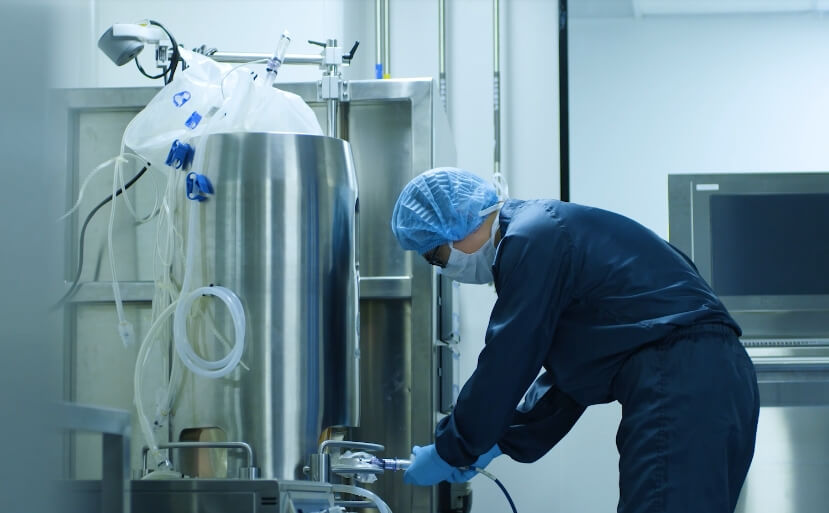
top-left (422, 246), bottom-right (447, 268)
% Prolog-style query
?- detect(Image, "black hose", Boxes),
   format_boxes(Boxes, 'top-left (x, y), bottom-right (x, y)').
top-left (473, 466), bottom-right (518, 513)
top-left (53, 165), bottom-right (149, 309)
top-left (491, 475), bottom-right (518, 513)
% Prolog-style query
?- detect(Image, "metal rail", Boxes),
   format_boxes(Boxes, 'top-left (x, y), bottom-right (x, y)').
top-left (141, 441), bottom-right (258, 478)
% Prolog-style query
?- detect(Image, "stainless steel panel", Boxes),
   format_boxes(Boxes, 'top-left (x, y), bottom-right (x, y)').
top-left (734, 372), bottom-right (829, 513)
top-left (131, 479), bottom-right (335, 513)
top-left (72, 276), bottom-right (414, 303)
top-left (64, 479), bottom-right (335, 513)
top-left (360, 276), bottom-right (412, 299)
top-left (355, 300), bottom-right (414, 503)
top-left (348, 99), bottom-right (414, 277)
top-left (171, 133), bottom-right (360, 481)
top-left (60, 403), bottom-right (132, 513)
top-left (737, 402), bottom-right (829, 512)
top-left (275, 78), bottom-right (446, 513)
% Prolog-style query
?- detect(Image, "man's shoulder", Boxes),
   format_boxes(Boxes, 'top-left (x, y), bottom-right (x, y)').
top-left (502, 199), bottom-right (569, 240)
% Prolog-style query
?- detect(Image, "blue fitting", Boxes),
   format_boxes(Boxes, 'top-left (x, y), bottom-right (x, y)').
top-left (375, 63), bottom-right (383, 80)
top-left (185, 172), bottom-right (214, 202)
top-left (184, 111), bottom-right (202, 130)
top-left (165, 140), bottom-right (195, 170)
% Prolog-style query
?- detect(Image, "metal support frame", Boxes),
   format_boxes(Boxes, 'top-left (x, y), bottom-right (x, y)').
top-left (60, 402), bottom-right (131, 513)
top-left (493, 0), bottom-right (502, 182)
top-left (57, 78), bottom-right (446, 513)
top-left (211, 39), bottom-right (357, 137)
top-left (558, 0), bottom-right (570, 202)
top-left (384, 0), bottom-right (391, 77)
top-left (69, 276), bottom-right (413, 304)
top-left (439, 0), bottom-right (448, 111)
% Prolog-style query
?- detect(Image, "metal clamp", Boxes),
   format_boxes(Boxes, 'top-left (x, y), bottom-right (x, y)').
top-left (141, 441), bottom-right (259, 479)
top-left (310, 441), bottom-right (385, 483)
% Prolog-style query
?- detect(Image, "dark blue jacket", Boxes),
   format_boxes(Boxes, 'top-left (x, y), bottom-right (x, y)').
top-left (435, 199), bottom-right (739, 466)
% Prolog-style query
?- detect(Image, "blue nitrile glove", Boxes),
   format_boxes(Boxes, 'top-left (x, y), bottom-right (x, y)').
top-left (404, 444), bottom-right (475, 486)
top-left (445, 444), bottom-right (502, 483)
top-left (473, 444), bottom-right (502, 470)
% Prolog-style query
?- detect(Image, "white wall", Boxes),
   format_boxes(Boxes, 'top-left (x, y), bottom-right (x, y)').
top-left (562, 10), bottom-right (829, 511)
top-left (570, 13), bottom-right (829, 238)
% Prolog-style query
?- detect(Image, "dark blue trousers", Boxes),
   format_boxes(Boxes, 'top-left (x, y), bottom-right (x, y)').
top-left (612, 324), bottom-right (760, 513)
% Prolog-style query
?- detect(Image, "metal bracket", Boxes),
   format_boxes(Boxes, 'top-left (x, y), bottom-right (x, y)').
top-left (317, 75), bottom-right (349, 102)
top-left (309, 440), bottom-right (384, 483)
top-left (141, 441), bottom-right (259, 479)
top-left (60, 402), bottom-right (132, 513)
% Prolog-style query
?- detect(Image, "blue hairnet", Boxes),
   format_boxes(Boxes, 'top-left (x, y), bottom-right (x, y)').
top-left (391, 167), bottom-right (499, 254)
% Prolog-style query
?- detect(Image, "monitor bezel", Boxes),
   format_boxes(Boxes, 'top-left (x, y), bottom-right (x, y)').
top-left (669, 172), bottom-right (829, 339)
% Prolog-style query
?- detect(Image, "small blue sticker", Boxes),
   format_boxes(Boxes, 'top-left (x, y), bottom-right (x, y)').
top-left (173, 91), bottom-right (191, 107)
top-left (184, 111), bottom-right (202, 130)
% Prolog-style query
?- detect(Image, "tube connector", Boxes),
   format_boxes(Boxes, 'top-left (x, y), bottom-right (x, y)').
top-left (266, 31), bottom-right (292, 74)
top-left (369, 457), bottom-right (411, 471)
top-left (118, 320), bottom-right (135, 348)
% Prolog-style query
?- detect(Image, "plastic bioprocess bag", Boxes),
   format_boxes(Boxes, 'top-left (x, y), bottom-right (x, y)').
top-left (124, 48), bottom-right (322, 168)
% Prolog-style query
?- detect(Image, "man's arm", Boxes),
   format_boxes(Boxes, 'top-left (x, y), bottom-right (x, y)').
top-left (436, 223), bottom-right (575, 466)
top-left (498, 371), bottom-right (586, 462)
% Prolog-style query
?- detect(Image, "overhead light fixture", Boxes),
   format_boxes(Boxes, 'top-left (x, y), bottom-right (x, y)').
top-left (633, 0), bottom-right (829, 16)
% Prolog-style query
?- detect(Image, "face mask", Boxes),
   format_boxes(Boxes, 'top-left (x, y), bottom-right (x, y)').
top-left (440, 211), bottom-right (500, 284)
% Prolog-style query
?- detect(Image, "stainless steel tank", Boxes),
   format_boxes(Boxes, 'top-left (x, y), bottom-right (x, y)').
top-left (171, 132), bottom-right (360, 480)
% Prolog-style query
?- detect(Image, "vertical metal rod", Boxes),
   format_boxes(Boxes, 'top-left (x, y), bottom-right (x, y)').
top-left (439, 0), bottom-right (448, 111)
top-left (327, 99), bottom-right (339, 138)
top-left (375, 0), bottom-right (383, 78)
top-left (493, 0), bottom-right (501, 179)
top-left (102, 433), bottom-right (130, 513)
top-left (383, 0), bottom-right (391, 78)
top-left (559, 0), bottom-right (570, 202)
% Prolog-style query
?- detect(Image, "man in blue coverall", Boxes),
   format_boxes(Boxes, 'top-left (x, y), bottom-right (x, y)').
top-left (390, 168), bottom-right (759, 513)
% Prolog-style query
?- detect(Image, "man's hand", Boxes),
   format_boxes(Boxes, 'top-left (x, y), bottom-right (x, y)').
top-left (403, 444), bottom-right (476, 486)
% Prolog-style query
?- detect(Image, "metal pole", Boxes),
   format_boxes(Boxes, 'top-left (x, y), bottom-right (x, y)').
top-left (493, 0), bottom-right (501, 179)
top-left (559, 0), bottom-right (570, 202)
top-left (375, 0), bottom-right (383, 78)
top-left (327, 99), bottom-right (339, 138)
top-left (326, 38), bottom-right (340, 138)
top-left (383, 0), bottom-right (391, 78)
top-left (211, 52), bottom-right (322, 65)
top-left (439, 0), bottom-right (447, 111)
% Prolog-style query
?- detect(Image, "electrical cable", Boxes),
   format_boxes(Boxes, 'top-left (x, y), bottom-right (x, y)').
top-left (473, 467), bottom-right (518, 513)
top-left (148, 20), bottom-right (181, 84)
top-left (59, 153), bottom-right (146, 221)
top-left (131, 20), bottom-right (182, 84)
top-left (53, 164), bottom-right (150, 308)
top-left (135, 58), bottom-right (165, 80)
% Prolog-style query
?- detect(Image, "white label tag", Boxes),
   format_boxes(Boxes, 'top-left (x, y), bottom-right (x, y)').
top-left (695, 183), bottom-right (720, 191)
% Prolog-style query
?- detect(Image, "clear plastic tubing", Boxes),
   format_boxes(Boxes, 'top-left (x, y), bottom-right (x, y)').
top-left (173, 189), bottom-right (246, 378)
top-left (173, 284), bottom-right (245, 378)
top-left (332, 485), bottom-right (393, 513)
